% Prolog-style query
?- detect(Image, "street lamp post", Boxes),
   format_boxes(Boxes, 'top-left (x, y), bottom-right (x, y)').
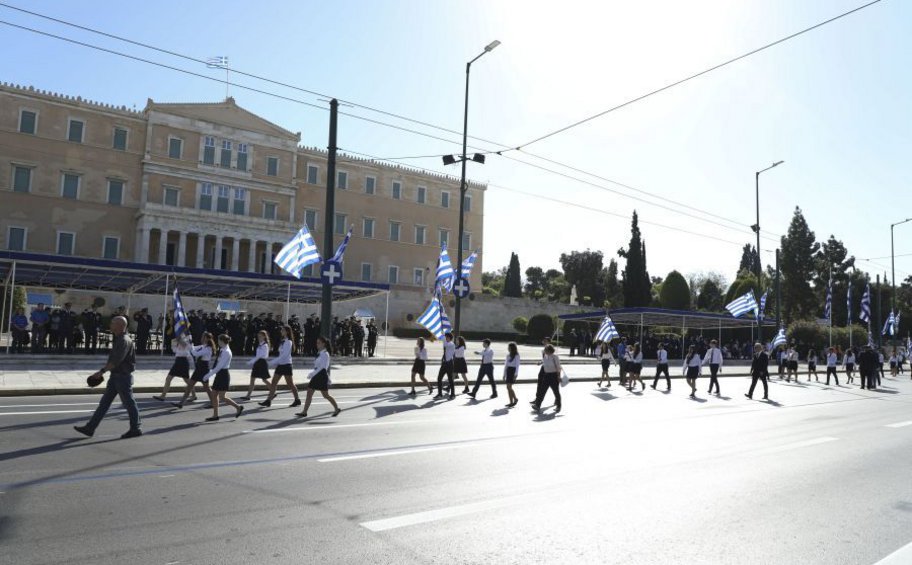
top-left (444, 39), bottom-right (500, 337)
top-left (752, 160), bottom-right (784, 340)
top-left (890, 218), bottom-right (912, 350)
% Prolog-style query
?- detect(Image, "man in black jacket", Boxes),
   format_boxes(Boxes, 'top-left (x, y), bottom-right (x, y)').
top-left (857, 345), bottom-right (878, 390)
top-left (745, 342), bottom-right (770, 400)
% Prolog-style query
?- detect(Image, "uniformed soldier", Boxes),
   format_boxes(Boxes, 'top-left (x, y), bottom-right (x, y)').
top-left (367, 322), bottom-right (378, 357)
top-left (133, 308), bottom-right (152, 354)
top-left (81, 306), bottom-right (101, 354)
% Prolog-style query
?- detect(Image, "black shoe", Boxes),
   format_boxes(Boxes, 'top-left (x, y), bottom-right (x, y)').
top-left (296, 411), bottom-right (307, 418)
top-left (332, 408), bottom-right (341, 417)
top-left (491, 392), bottom-right (498, 399)
top-left (289, 399), bottom-right (301, 407)
top-left (152, 395), bottom-right (165, 402)
top-left (433, 394), bottom-right (443, 400)
top-left (205, 416), bottom-right (220, 422)
top-left (467, 393), bottom-right (476, 399)
top-left (74, 425), bottom-right (93, 437)
top-left (236, 405), bottom-right (244, 418)
top-left (121, 428), bottom-right (143, 439)
top-left (172, 402), bottom-right (184, 409)
top-left (462, 388), bottom-right (470, 395)
top-left (744, 394), bottom-right (752, 399)
top-left (555, 405), bottom-right (561, 413)
top-left (650, 385), bottom-right (656, 390)
top-left (448, 394), bottom-right (456, 400)
top-left (259, 399), bottom-right (271, 407)
top-left (409, 389), bottom-right (416, 396)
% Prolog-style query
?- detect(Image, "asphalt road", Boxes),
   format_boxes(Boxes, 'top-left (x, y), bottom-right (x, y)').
top-left (1, 373), bottom-right (912, 565)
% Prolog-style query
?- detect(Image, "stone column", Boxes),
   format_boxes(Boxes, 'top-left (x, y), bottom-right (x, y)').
top-left (269, 243), bottom-right (277, 274)
top-left (177, 231), bottom-right (187, 267)
top-left (248, 240), bottom-right (258, 273)
top-left (137, 226), bottom-right (151, 263)
top-left (231, 238), bottom-right (240, 271)
top-left (196, 233), bottom-right (205, 268)
top-left (157, 229), bottom-right (168, 265)
top-left (214, 235), bottom-right (223, 270)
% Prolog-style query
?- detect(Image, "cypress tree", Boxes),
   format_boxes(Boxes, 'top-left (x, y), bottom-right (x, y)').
top-left (618, 211), bottom-right (651, 307)
top-left (503, 252), bottom-right (523, 298)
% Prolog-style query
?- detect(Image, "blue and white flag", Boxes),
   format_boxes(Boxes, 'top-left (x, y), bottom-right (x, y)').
top-left (274, 224), bottom-right (322, 278)
top-left (172, 286), bottom-right (189, 338)
top-left (758, 290), bottom-right (768, 321)
top-left (860, 283), bottom-right (871, 324)
top-left (771, 328), bottom-right (787, 349)
top-left (824, 278), bottom-right (833, 321)
top-left (417, 294), bottom-right (449, 339)
top-left (883, 311), bottom-right (895, 336)
top-left (846, 284), bottom-right (852, 325)
top-left (595, 316), bottom-right (620, 343)
top-left (435, 244), bottom-right (455, 293)
top-left (726, 291), bottom-right (758, 318)
top-left (206, 56), bottom-right (229, 69)
top-left (329, 226), bottom-right (353, 264)
top-left (461, 250), bottom-right (479, 279)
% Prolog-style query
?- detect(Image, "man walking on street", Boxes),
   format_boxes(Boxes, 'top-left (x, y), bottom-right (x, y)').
top-left (858, 345), bottom-right (878, 391)
top-left (74, 316), bottom-right (142, 439)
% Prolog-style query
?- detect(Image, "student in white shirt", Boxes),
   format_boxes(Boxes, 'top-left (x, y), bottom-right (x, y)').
top-left (843, 348), bottom-right (856, 384)
top-left (202, 334), bottom-right (244, 422)
top-left (627, 343), bottom-right (645, 392)
top-left (785, 346), bottom-right (799, 382)
top-left (889, 349), bottom-right (898, 377)
top-left (652, 342), bottom-right (670, 391)
top-left (825, 347), bottom-right (840, 385)
top-left (242, 330), bottom-right (271, 400)
top-left (683, 345), bottom-right (701, 399)
top-left (154, 335), bottom-right (196, 402)
top-left (452, 336), bottom-right (471, 395)
top-left (531, 345), bottom-right (562, 414)
top-left (701, 339), bottom-right (724, 395)
top-left (260, 325), bottom-right (301, 408)
top-left (409, 337), bottom-right (432, 396)
top-left (469, 339), bottom-right (497, 399)
top-left (596, 341), bottom-right (614, 389)
top-left (296, 335), bottom-right (341, 418)
top-left (503, 342), bottom-right (521, 408)
top-left (434, 333), bottom-right (456, 400)
top-left (173, 332), bottom-right (215, 409)
top-left (807, 349), bottom-right (819, 382)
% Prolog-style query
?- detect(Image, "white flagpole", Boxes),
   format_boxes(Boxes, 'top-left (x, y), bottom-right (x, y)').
top-left (161, 274), bottom-right (170, 356)
top-left (284, 281), bottom-right (291, 320)
top-left (383, 290), bottom-right (390, 358)
top-left (225, 64), bottom-right (230, 99)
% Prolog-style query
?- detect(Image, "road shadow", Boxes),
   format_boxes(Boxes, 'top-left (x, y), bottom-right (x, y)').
top-left (688, 396), bottom-right (708, 403)
top-left (372, 405), bottom-right (421, 418)
top-left (717, 395), bottom-right (732, 401)
top-left (490, 408), bottom-right (510, 417)
top-left (145, 422), bottom-right (200, 435)
top-left (590, 392), bottom-right (616, 402)
top-left (763, 399), bottom-right (783, 407)
top-left (533, 411), bottom-right (563, 422)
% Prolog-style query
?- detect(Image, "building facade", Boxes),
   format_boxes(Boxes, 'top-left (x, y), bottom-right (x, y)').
top-left (0, 82), bottom-right (485, 303)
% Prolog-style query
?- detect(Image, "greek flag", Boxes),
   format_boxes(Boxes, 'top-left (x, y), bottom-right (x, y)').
top-left (883, 311), bottom-right (895, 336)
top-left (435, 244), bottom-right (455, 292)
top-left (417, 294), bottom-right (449, 339)
top-left (206, 56), bottom-right (229, 69)
top-left (860, 283), bottom-right (871, 323)
top-left (595, 316), bottom-right (620, 343)
top-left (461, 250), bottom-right (479, 279)
top-left (725, 291), bottom-right (758, 318)
top-left (172, 286), bottom-right (189, 338)
top-left (846, 284), bottom-right (852, 325)
top-left (274, 224), bottom-right (322, 278)
top-left (824, 278), bottom-right (832, 321)
top-left (771, 328), bottom-right (787, 349)
top-left (330, 226), bottom-right (353, 263)
top-left (758, 290), bottom-right (768, 321)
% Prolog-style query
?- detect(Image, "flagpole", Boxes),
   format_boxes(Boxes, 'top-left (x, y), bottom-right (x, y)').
top-left (225, 64), bottom-right (230, 99)
top-left (162, 274), bottom-right (170, 356)
top-left (284, 281), bottom-right (291, 320)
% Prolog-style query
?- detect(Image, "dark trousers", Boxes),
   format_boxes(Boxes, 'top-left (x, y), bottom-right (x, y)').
top-left (653, 363), bottom-right (670, 389)
top-left (860, 371), bottom-right (868, 390)
top-left (437, 360), bottom-right (454, 394)
top-left (534, 372), bottom-right (561, 408)
top-left (708, 363), bottom-right (720, 393)
top-left (136, 331), bottom-right (149, 353)
top-left (472, 363), bottom-right (496, 395)
top-left (86, 373), bottom-right (141, 432)
top-left (826, 366), bottom-right (839, 385)
top-left (31, 325), bottom-right (47, 351)
top-left (748, 372), bottom-right (768, 398)
top-left (84, 331), bottom-right (98, 354)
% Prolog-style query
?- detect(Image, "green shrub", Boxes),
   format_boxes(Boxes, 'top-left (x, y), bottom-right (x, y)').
top-left (527, 313), bottom-right (555, 341)
top-left (512, 316), bottom-right (528, 333)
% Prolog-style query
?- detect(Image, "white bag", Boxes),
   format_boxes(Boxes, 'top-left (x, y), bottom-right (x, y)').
top-left (560, 371), bottom-right (570, 387)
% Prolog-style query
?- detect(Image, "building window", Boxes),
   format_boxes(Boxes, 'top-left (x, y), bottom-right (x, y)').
top-left (7, 227), bottom-right (26, 251)
top-left (415, 225), bottom-right (426, 245)
top-left (113, 127), bottom-right (128, 151)
top-left (232, 187), bottom-right (247, 215)
top-left (388, 265), bottom-right (399, 284)
top-left (361, 263), bottom-right (372, 282)
top-left (307, 164), bottom-right (319, 184)
top-left (463, 232), bottom-right (471, 251)
top-left (334, 213), bottom-right (347, 235)
top-left (237, 143), bottom-right (248, 171)
top-left (337, 171), bottom-right (348, 189)
top-left (164, 186), bottom-right (180, 207)
top-left (57, 231), bottom-right (75, 256)
top-left (102, 236), bottom-right (119, 259)
top-left (107, 180), bottom-right (124, 205)
top-left (220, 140), bottom-right (232, 168)
top-left (391, 181), bottom-right (402, 200)
top-left (365, 176), bottom-right (376, 194)
top-left (267, 156), bottom-right (279, 177)
top-left (199, 183), bottom-right (213, 210)
top-left (417, 186), bottom-right (427, 204)
top-left (217, 185), bottom-right (230, 213)
top-left (263, 201), bottom-right (277, 220)
top-left (414, 268), bottom-right (424, 287)
top-left (302, 264), bottom-right (314, 277)
top-left (19, 110), bottom-right (37, 134)
top-left (389, 221), bottom-right (401, 242)
top-left (441, 191), bottom-right (450, 208)
top-left (168, 137), bottom-right (183, 159)
top-left (203, 136), bottom-right (216, 165)
top-left (305, 209), bottom-right (318, 230)
top-left (67, 119), bottom-right (84, 143)
top-left (12, 165), bottom-right (32, 193)
top-left (464, 194), bottom-right (472, 213)
top-left (363, 218), bottom-right (375, 239)
top-left (61, 173), bottom-right (80, 199)
top-left (439, 229), bottom-right (449, 247)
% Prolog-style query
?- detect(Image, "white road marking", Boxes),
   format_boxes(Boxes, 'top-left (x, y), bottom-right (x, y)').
top-left (318, 441), bottom-right (485, 463)
top-left (764, 436), bottom-right (839, 453)
top-left (873, 540), bottom-right (912, 564)
top-left (0, 410), bottom-right (95, 416)
top-left (159, 474), bottom-right (177, 478)
top-left (245, 419), bottom-right (434, 434)
top-left (361, 496), bottom-right (522, 532)
top-left (885, 421), bottom-right (912, 428)
top-left (0, 402), bottom-right (157, 408)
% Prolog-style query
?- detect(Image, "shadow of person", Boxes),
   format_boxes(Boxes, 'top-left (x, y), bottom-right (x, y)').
top-left (373, 405), bottom-right (420, 418)
top-left (490, 408), bottom-right (509, 417)
top-left (688, 396), bottom-right (708, 403)
top-left (590, 392), bottom-right (616, 402)
top-left (763, 398), bottom-right (783, 407)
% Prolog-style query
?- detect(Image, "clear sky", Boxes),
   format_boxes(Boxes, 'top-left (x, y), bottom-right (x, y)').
top-left (1, 0), bottom-right (909, 287)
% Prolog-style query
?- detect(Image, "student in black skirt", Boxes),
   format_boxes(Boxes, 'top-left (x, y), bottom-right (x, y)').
top-left (453, 336), bottom-right (471, 395)
top-left (627, 343), bottom-right (645, 391)
top-left (173, 332), bottom-right (215, 409)
top-left (202, 334), bottom-right (244, 421)
top-left (503, 342), bottom-right (520, 407)
top-left (409, 337), bottom-right (432, 396)
top-left (296, 336), bottom-right (341, 418)
top-left (261, 325), bottom-right (301, 407)
top-left (242, 330), bottom-right (272, 400)
top-left (807, 349), bottom-right (818, 381)
top-left (683, 345), bottom-right (701, 399)
top-left (153, 335), bottom-right (196, 402)
top-left (596, 341), bottom-right (614, 389)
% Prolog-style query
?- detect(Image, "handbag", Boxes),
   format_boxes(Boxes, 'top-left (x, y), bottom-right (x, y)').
top-left (560, 370), bottom-right (570, 387)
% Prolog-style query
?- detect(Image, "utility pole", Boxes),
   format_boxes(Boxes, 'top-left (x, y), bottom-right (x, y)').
top-left (876, 273), bottom-right (882, 347)
top-left (320, 99), bottom-right (338, 340)
top-left (775, 248), bottom-right (781, 329)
